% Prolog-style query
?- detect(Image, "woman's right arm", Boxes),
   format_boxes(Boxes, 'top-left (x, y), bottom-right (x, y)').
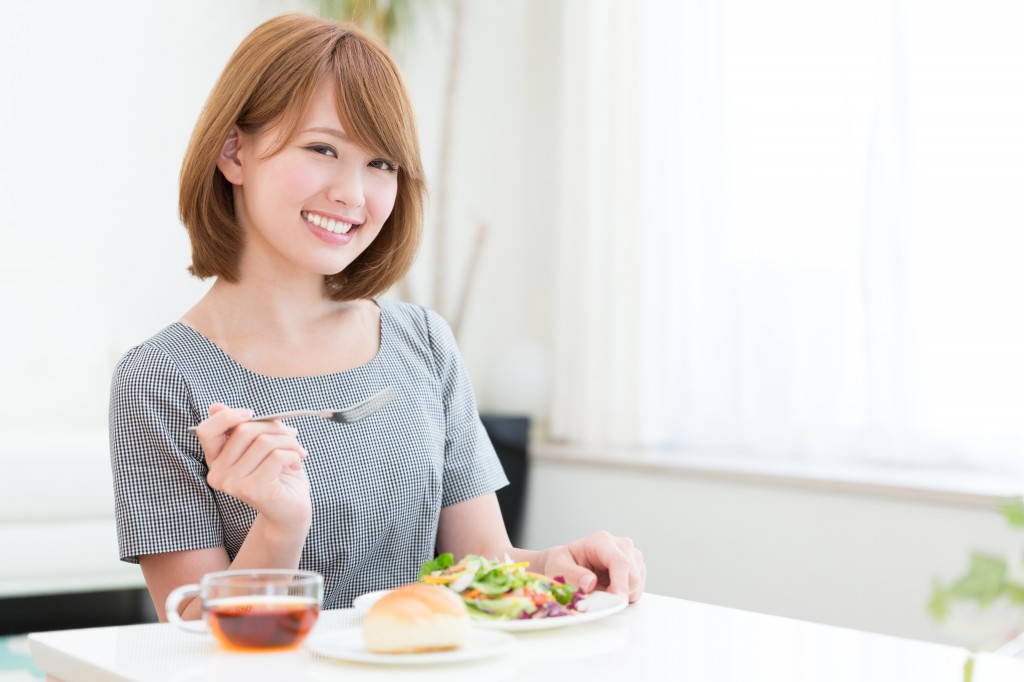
top-left (141, 547), bottom-right (229, 621)
top-left (142, 403), bottom-right (313, 622)
top-left (141, 511), bottom-right (309, 621)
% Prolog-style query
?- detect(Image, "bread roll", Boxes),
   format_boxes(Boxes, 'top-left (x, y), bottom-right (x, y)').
top-left (362, 583), bottom-right (470, 654)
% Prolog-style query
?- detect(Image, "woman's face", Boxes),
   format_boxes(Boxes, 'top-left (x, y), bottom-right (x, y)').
top-left (222, 81), bottom-right (399, 284)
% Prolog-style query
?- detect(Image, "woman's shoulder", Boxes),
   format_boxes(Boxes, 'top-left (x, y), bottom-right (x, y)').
top-left (377, 298), bottom-right (456, 348)
top-left (377, 297), bottom-right (427, 325)
top-left (112, 323), bottom-right (218, 383)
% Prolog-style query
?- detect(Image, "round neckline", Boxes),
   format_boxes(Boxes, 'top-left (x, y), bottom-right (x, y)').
top-left (170, 301), bottom-right (387, 381)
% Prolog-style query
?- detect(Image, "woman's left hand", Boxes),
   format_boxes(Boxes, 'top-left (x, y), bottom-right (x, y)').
top-left (538, 531), bottom-right (646, 603)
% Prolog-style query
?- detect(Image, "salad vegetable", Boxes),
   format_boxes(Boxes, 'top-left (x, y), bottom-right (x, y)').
top-left (418, 553), bottom-right (583, 620)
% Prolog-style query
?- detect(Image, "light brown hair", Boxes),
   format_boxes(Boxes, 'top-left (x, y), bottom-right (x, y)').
top-left (179, 13), bottom-right (424, 300)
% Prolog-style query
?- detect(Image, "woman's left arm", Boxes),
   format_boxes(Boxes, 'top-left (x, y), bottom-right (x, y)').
top-left (437, 493), bottom-right (646, 603)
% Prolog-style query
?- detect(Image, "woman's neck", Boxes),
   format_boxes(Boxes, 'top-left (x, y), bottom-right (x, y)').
top-left (180, 278), bottom-right (380, 377)
top-left (185, 276), bottom-right (338, 340)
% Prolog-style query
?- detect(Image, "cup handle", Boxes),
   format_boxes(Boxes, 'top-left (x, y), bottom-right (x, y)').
top-left (165, 584), bottom-right (207, 634)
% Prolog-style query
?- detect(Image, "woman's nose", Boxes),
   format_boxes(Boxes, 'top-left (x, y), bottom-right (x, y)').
top-left (326, 163), bottom-right (365, 208)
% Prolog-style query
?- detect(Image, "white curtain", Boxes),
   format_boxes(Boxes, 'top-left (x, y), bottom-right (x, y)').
top-left (550, 0), bottom-right (1024, 473)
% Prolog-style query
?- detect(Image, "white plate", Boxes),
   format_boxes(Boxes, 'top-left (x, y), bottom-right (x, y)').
top-left (305, 628), bottom-right (516, 665)
top-left (351, 589), bottom-right (629, 632)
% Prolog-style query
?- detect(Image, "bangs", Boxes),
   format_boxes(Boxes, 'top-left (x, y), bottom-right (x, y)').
top-left (247, 27), bottom-right (419, 179)
top-left (329, 36), bottom-right (422, 179)
top-left (256, 31), bottom-right (421, 181)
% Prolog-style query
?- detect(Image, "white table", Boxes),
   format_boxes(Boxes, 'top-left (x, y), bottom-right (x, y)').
top-left (29, 593), bottom-right (1024, 681)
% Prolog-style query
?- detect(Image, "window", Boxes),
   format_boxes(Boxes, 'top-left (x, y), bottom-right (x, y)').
top-left (550, 0), bottom-right (1024, 473)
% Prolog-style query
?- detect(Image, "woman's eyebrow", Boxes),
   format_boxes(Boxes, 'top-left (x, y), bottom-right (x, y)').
top-left (302, 126), bottom-right (350, 141)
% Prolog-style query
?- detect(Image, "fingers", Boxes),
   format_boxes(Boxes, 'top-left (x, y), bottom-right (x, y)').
top-left (213, 422), bottom-right (303, 470)
top-left (626, 546), bottom-right (646, 603)
top-left (567, 531), bottom-right (646, 603)
top-left (205, 432), bottom-right (304, 490)
top-left (195, 405), bottom-right (309, 500)
top-left (608, 536), bottom-right (644, 602)
top-left (207, 402), bottom-right (232, 418)
top-left (611, 538), bottom-right (646, 603)
top-left (196, 405), bottom-right (307, 466)
top-left (570, 531), bottom-right (631, 595)
top-left (194, 403), bottom-right (253, 456)
top-left (228, 448), bottom-right (306, 493)
top-left (553, 557), bottom-right (598, 593)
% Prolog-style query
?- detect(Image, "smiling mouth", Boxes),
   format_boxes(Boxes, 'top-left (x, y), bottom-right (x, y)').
top-left (301, 210), bottom-right (358, 235)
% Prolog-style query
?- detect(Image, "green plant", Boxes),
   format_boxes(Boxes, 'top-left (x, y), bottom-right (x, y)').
top-left (316, 0), bottom-right (428, 48)
top-left (930, 498), bottom-right (1024, 682)
top-left (929, 498), bottom-right (1024, 622)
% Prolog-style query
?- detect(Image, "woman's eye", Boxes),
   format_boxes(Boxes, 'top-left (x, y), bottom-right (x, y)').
top-left (369, 158), bottom-right (398, 172)
top-left (307, 144), bottom-right (337, 158)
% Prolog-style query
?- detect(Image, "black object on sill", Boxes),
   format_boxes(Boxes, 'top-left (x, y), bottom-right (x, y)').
top-left (0, 588), bottom-right (157, 636)
top-left (480, 414), bottom-right (530, 547)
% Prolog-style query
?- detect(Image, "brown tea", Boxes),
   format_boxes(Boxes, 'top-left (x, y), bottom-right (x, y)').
top-left (207, 596), bottom-right (319, 651)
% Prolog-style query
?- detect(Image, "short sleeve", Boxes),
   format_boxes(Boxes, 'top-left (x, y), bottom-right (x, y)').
top-left (423, 308), bottom-right (509, 507)
top-left (109, 343), bottom-right (223, 564)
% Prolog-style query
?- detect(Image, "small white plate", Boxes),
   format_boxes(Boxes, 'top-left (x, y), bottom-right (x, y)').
top-left (305, 628), bottom-right (516, 665)
top-left (351, 589), bottom-right (394, 613)
top-left (351, 589), bottom-right (629, 632)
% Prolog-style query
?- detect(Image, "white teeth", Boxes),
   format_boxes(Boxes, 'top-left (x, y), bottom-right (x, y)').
top-left (303, 211), bottom-right (354, 234)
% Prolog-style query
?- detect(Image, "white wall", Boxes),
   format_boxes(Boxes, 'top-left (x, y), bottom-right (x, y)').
top-left (522, 457), bottom-right (1023, 649)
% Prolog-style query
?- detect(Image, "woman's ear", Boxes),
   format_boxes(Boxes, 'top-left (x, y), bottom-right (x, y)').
top-left (216, 127), bottom-right (244, 185)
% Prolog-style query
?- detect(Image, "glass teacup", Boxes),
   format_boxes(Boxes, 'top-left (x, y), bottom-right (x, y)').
top-left (165, 569), bottom-right (323, 651)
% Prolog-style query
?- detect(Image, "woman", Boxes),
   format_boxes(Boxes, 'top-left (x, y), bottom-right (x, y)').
top-left (110, 13), bottom-right (645, 621)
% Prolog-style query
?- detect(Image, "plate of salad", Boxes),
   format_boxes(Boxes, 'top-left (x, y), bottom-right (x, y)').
top-left (352, 554), bottom-right (629, 632)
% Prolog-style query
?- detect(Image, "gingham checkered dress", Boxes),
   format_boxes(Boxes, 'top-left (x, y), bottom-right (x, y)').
top-left (109, 300), bottom-right (508, 608)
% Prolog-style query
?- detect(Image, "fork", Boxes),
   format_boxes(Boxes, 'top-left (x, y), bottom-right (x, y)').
top-left (187, 386), bottom-right (396, 434)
